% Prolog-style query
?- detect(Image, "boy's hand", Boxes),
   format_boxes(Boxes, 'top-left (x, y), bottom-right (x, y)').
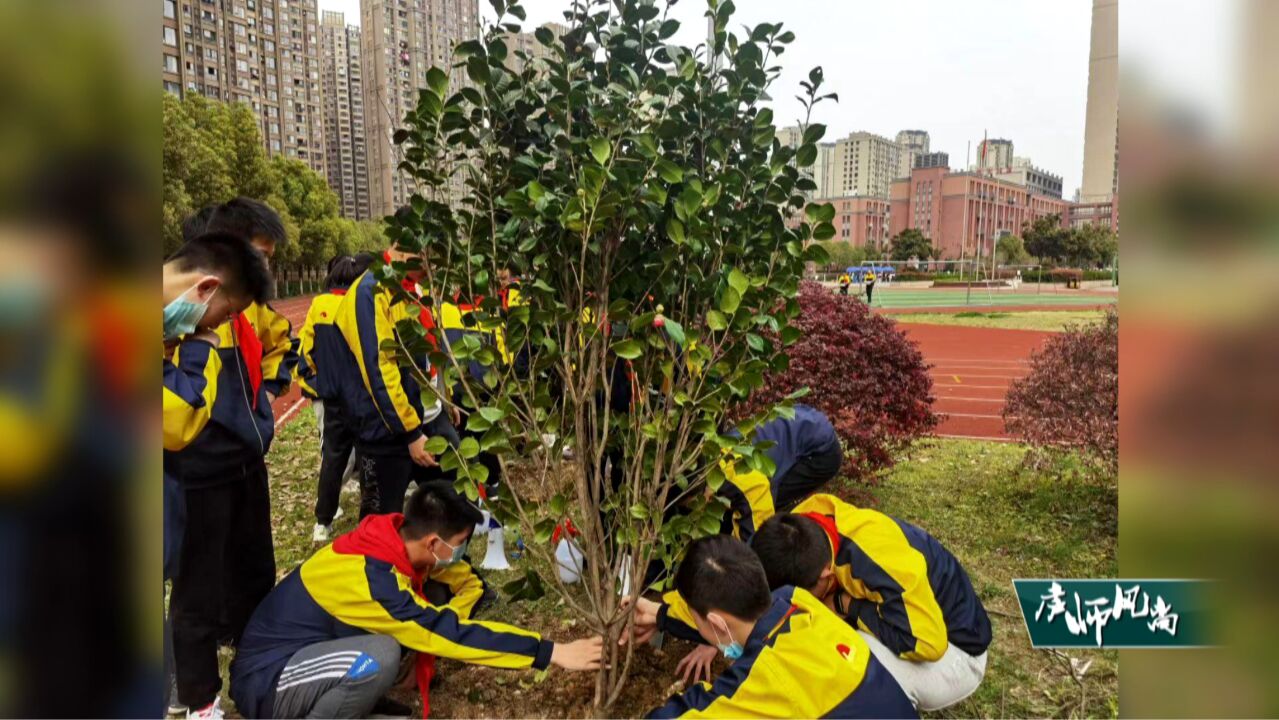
top-left (408, 435), bottom-right (438, 467)
top-left (550, 636), bottom-right (604, 671)
top-left (619, 597), bottom-right (660, 645)
top-left (676, 644), bottom-right (719, 687)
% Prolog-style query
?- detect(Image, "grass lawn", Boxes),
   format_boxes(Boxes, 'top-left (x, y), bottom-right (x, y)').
top-left (216, 414), bottom-right (1117, 718)
top-left (888, 310), bottom-right (1108, 332)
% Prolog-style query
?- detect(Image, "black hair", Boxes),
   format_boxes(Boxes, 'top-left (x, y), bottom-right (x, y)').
top-left (324, 255), bottom-right (365, 291)
top-left (674, 535), bottom-right (771, 620)
top-left (750, 514), bottom-right (832, 591)
top-left (187, 197), bottom-right (286, 246)
top-left (402, 480), bottom-right (483, 541)
top-left (166, 231), bottom-right (273, 303)
top-left (180, 206), bottom-right (216, 244)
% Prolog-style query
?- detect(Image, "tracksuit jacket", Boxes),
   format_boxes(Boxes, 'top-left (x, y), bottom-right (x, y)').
top-left (714, 458), bottom-right (776, 543)
top-left (790, 494), bottom-right (992, 661)
top-left (293, 290), bottom-right (346, 400)
top-left (171, 301), bottom-right (295, 481)
top-left (730, 404), bottom-right (839, 488)
top-left (230, 514), bottom-right (553, 718)
top-left (649, 586), bottom-right (916, 718)
top-left (312, 271), bottom-right (437, 452)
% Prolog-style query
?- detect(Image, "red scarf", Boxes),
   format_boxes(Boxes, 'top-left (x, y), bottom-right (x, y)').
top-left (232, 312), bottom-right (263, 409)
top-left (332, 514), bottom-right (437, 717)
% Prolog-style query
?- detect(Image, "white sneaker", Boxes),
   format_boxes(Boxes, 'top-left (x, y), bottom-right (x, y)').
top-left (333, 506), bottom-right (345, 521)
top-left (313, 523), bottom-right (331, 543)
top-left (166, 682), bottom-right (186, 716)
top-left (187, 696), bottom-right (224, 720)
top-left (342, 479), bottom-right (360, 494)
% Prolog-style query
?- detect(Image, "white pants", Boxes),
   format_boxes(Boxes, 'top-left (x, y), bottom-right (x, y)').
top-left (859, 631), bottom-right (988, 712)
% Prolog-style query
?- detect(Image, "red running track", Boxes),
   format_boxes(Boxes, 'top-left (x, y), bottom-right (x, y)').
top-left (899, 323), bottom-right (1053, 441)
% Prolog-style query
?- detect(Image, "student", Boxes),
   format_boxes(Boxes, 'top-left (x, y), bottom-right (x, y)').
top-left (731, 404), bottom-right (842, 511)
top-left (170, 201), bottom-right (293, 720)
top-left (838, 272), bottom-right (852, 296)
top-left (319, 246), bottom-right (460, 518)
top-left (230, 481), bottom-right (603, 719)
top-left (750, 494), bottom-right (992, 712)
top-left (163, 232), bottom-right (273, 716)
top-left (296, 254), bottom-right (372, 542)
top-left (628, 535), bottom-right (916, 719)
top-left (864, 269), bottom-right (877, 305)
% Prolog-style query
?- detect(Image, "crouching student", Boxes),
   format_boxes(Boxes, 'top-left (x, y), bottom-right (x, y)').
top-left (730, 404), bottom-right (841, 511)
top-left (750, 494), bottom-right (992, 712)
top-left (230, 481), bottom-right (603, 719)
top-left (628, 535), bottom-right (915, 719)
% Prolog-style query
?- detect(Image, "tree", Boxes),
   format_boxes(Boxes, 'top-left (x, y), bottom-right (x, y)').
top-left (1069, 223), bottom-right (1117, 268)
top-left (1021, 213), bottom-right (1067, 264)
top-left (996, 233), bottom-right (1030, 266)
top-left (889, 228), bottom-right (933, 261)
top-left (816, 240), bottom-right (866, 269)
top-left (381, 0), bottom-right (833, 708)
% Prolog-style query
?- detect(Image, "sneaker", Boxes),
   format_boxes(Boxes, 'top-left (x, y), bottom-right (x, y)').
top-left (187, 697), bottom-right (223, 720)
top-left (166, 681), bottom-right (186, 716)
top-left (313, 523), bottom-right (331, 543)
top-left (333, 505), bottom-right (345, 521)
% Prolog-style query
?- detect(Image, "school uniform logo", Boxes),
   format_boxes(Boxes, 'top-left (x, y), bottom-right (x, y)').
top-left (835, 643), bottom-right (855, 661)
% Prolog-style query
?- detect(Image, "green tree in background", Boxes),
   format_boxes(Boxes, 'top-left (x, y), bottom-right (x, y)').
top-left (816, 240), bottom-right (866, 268)
top-left (1022, 213), bottom-right (1068, 264)
top-left (996, 233), bottom-right (1031, 266)
top-left (162, 92), bottom-right (383, 272)
top-left (889, 227), bottom-right (934, 261)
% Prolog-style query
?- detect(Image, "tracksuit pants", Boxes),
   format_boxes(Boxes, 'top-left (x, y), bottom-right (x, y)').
top-left (772, 440), bottom-right (844, 511)
top-left (171, 460), bottom-right (276, 709)
top-left (313, 399), bottom-right (357, 525)
top-left (357, 413), bottom-right (460, 518)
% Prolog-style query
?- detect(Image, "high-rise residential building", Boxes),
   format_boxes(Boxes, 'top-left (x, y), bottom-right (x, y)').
top-left (828, 132), bottom-right (905, 198)
top-left (894, 129), bottom-right (930, 177)
top-left (320, 11), bottom-right (371, 220)
top-left (914, 151), bottom-right (949, 170)
top-left (972, 137), bottom-right (1014, 171)
top-left (994, 158), bottom-right (1064, 199)
top-left (1080, 0), bottom-right (1118, 202)
top-left (163, 0), bottom-right (326, 174)
top-left (363, 0), bottom-right (480, 216)
top-left (500, 22), bottom-right (567, 73)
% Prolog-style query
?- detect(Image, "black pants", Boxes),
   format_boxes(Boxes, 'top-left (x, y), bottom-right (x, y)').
top-left (772, 441), bottom-right (844, 511)
top-left (865, 283), bottom-right (875, 304)
top-left (316, 400), bottom-right (356, 525)
top-left (840, 284), bottom-right (849, 295)
top-left (171, 461), bottom-right (276, 708)
top-left (358, 413), bottom-right (460, 518)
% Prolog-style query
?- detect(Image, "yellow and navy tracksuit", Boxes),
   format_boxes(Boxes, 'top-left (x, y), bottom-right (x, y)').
top-left (173, 301), bottom-right (295, 479)
top-left (229, 524), bottom-right (552, 718)
top-left (649, 586), bottom-right (915, 718)
top-left (294, 290), bottom-right (346, 400)
top-left (792, 494), bottom-right (991, 662)
top-left (316, 270), bottom-right (433, 450)
top-left (715, 458), bottom-right (776, 542)
top-left (162, 338), bottom-right (221, 579)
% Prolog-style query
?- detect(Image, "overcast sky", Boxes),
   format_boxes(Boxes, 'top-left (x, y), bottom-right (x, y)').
top-left (320, 0), bottom-right (1095, 196)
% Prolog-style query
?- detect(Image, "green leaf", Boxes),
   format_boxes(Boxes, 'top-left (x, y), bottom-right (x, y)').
top-left (666, 218), bottom-right (685, 245)
top-left (656, 160), bottom-right (684, 184)
top-left (550, 494), bottom-right (567, 516)
top-left (424, 436), bottom-right (449, 454)
top-left (534, 26), bottom-right (555, 46)
top-left (589, 137), bottom-right (611, 165)
top-left (746, 333), bottom-right (765, 352)
top-left (457, 436), bottom-right (480, 460)
top-left (780, 326), bottom-right (802, 345)
top-left (812, 222), bottom-right (836, 240)
top-left (698, 510), bottom-right (723, 536)
top-left (526, 180), bottom-right (545, 200)
top-left (663, 318), bottom-right (686, 347)
top-left (426, 67), bottom-right (449, 98)
top-left (727, 268), bottom-right (749, 294)
top-left (706, 310), bottom-right (727, 331)
top-left (795, 143), bottom-right (817, 167)
top-left (805, 202), bottom-right (835, 223)
top-left (612, 339), bottom-right (644, 360)
top-left (630, 504), bottom-right (650, 520)
top-left (802, 123), bottom-right (826, 144)
top-left (478, 406), bottom-right (505, 423)
top-left (719, 287), bottom-right (741, 315)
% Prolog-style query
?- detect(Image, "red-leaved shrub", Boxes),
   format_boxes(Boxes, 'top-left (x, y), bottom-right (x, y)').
top-left (733, 281), bottom-right (938, 486)
top-left (1004, 311), bottom-right (1118, 473)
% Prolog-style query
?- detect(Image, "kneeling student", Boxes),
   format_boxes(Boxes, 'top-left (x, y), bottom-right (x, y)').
top-left (629, 535), bottom-right (916, 719)
top-left (751, 494), bottom-right (992, 712)
top-left (230, 481), bottom-right (603, 719)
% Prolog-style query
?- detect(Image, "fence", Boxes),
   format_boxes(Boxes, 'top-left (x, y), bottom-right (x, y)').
top-left (276, 265), bottom-right (327, 298)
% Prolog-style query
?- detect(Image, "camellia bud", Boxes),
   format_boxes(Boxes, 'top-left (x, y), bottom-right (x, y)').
top-left (653, 314), bottom-right (665, 328)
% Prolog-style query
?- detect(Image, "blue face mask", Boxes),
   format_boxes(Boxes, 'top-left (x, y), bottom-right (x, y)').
top-left (710, 618), bottom-right (744, 660)
top-left (163, 284), bottom-right (216, 340)
top-left (434, 536), bottom-right (466, 567)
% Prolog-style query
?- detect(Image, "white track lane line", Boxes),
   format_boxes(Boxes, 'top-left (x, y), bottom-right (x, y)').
top-left (274, 396), bottom-right (308, 429)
